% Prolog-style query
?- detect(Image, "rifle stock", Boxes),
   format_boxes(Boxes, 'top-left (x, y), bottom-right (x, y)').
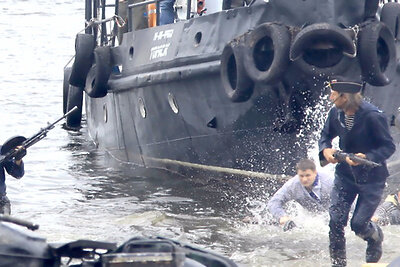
top-left (0, 106), bottom-right (78, 164)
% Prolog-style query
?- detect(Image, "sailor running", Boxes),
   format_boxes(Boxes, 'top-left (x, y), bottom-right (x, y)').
top-left (319, 77), bottom-right (395, 266)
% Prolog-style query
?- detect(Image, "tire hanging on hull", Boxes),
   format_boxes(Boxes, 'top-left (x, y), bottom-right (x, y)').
top-left (364, 0), bottom-right (379, 20)
top-left (358, 19), bottom-right (396, 86)
top-left (66, 85), bottom-right (83, 129)
top-left (243, 22), bottom-right (290, 84)
top-left (84, 46), bottom-right (112, 98)
top-left (289, 23), bottom-right (356, 77)
top-left (69, 34), bottom-right (96, 87)
top-left (220, 38), bottom-right (254, 102)
top-left (380, 2), bottom-right (400, 40)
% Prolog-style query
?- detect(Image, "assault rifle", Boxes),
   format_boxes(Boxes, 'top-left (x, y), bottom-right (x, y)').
top-left (0, 106), bottom-right (78, 164)
top-left (321, 150), bottom-right (381, 168)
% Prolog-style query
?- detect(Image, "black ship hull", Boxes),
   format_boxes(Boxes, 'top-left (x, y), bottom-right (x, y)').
top-left (65, 0), bottom-right (400, 179)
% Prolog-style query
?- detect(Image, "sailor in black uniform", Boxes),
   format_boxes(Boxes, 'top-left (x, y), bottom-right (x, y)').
top-left (319, 77), bottom-right (395, 266)
top-left (0, 145), bottom-right (25, 215)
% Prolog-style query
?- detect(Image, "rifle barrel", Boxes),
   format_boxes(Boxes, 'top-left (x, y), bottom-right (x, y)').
top-left (0, 107), bottom-right (79, 164)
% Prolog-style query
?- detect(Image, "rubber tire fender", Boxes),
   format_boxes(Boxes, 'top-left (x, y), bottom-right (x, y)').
top-left (69, 34), bottom-right (96, 87)
top-left (84, 46), bottom-right (112, 98)
top-left (380, 2), bottom-right (400, 40)
top-left (66, 85), bottom-right (83, 129)
top-left (63, 67), bottom-right (72, 115)
top-left (290, 23), bottom-right (355, 76)
top-left (220, 39), bottom-right (254, 103)
top-left (243, 22), bottom-right (290, 84)
top-left (358, 19), bottom-right (396, 86)
top-left (364, 0), bottom-right (379, 20)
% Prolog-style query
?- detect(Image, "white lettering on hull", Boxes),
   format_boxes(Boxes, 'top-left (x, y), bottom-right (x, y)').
top-left (153, 29), bottom-right (174, 41)
top-left (150, 29), bottom-right (174, 60)
top-left (150, 43), bottom-right (171, 60)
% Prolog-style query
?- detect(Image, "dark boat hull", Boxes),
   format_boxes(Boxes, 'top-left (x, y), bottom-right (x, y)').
top-left (74, 0), bottom-right (400, 178)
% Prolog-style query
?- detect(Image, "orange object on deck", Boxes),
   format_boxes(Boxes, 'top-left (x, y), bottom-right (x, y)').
top-left (147, 3), bottom-right (157, 27)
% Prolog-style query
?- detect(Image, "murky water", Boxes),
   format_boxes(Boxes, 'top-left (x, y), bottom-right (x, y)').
top-left (1, 1), bottom-right (400, 266)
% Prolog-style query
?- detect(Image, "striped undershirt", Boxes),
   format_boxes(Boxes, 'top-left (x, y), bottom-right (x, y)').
top-left (344, 114), bottom-right (355, 130)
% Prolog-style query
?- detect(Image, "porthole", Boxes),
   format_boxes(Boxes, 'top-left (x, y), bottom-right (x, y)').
top-left (138, 97), bottom-right (147, 118)
top-left (103, 104), bottom-right (108, 123)
top-left (168, 93), bottom-right (179, 114)
top-left (194, 32), bottom-right (202, 46)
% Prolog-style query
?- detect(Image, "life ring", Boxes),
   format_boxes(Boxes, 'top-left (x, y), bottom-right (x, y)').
top-left (243, 22), bottom-right (290, 84)
top-left (380, 2), bottom-right (400, 40)
top-left (358, 19), bottom-right (396, 86)
top-left (85, 46), bottom-right (112, 98)
top-left (66, 85), bottom-right (83, 129)
top-left (69, 34), bottom-right (96, 87)
top-left (220, 39), bottom-right (254, 102)
top-left (63, 67), bottom-right (72, 115)
top-left (290, 23), bottom-right (355, 76)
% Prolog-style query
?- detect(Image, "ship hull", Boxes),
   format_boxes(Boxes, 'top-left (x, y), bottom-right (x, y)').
top-left (68, 0), bottom-right (400, 178)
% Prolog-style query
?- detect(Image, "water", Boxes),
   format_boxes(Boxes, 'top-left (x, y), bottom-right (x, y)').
top-left (1, 1), bottom-right (400, 266)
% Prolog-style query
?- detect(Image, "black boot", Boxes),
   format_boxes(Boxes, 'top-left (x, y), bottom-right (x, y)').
top-left (366, 224), bottom-right (384, 263)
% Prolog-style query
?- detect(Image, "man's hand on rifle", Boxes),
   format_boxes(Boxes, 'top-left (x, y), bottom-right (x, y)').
top-left (323, 148), bottom-right (339, 164)
top-left (346, 153), bottom-right (366, 166)
top-left (13, 146), bottom-right (26, 164)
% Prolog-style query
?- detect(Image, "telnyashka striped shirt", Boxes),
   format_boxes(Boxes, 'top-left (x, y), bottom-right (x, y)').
top-left (345, 114), bottom-right (355, 130)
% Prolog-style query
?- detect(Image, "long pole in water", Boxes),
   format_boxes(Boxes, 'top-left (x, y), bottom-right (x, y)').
top-left (0, 214), bottom-right (39, 230)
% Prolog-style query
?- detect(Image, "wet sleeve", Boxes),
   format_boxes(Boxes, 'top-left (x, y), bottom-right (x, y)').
top-left (365, 112), bottom-right (396, 163)
top-left (321, 172), bottom-right (334, 193)
top-left (267, 179), bottom-right (295, 220)
top-left (4, 159), bottom-right (24, 179)
top-left (318, 109), bottom-right (338, 162)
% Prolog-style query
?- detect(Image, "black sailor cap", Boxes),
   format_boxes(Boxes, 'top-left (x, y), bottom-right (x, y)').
top-left (326, 78), bottom-right (363, 94)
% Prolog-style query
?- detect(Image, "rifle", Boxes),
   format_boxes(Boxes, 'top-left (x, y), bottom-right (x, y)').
top-left (0, 106), bottom-right (78, 164)
top-left (321, 150), bottom-right (381, 168)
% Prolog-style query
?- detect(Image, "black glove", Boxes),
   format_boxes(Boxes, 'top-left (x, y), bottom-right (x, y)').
top-left (14, 147), bottom-right (26, 161)
top-left (283, 220), bottom-right (297, 232)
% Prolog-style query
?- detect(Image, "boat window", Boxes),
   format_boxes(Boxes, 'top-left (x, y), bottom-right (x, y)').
top-left (194, 32), bottom-right (202, 46)
top-left (138, 98), bottom-right (147, 118)
top-left (129, 47), bottom-right (134, 59)
top-left (103, 104), bottom-right (108, 123)
top-left (168, 93), bottom-right (179, 114)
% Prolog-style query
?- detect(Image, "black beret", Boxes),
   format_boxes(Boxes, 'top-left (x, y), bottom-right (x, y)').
top-left (328, 79), bottom-right (363, 93)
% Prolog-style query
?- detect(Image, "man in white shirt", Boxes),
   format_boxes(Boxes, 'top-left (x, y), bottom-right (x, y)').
top-left (267, 159), bottom-right (334, 228)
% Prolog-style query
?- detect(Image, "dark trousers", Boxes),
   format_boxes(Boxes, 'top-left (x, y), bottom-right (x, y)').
top-left (329, 175), bottom-right (385, 266)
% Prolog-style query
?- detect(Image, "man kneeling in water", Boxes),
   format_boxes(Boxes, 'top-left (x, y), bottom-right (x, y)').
top-left (266, 159), bottom-right (333, 230)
